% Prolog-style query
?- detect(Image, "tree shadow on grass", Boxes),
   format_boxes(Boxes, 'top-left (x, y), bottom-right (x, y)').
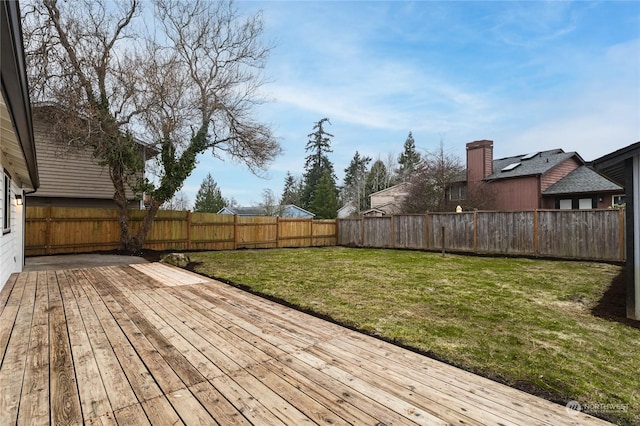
top-left (592, 268), bottom-right (640, 330)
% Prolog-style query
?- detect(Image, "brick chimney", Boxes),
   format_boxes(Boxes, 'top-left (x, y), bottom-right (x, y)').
top-left (466, 140), bottom-right (493, 182)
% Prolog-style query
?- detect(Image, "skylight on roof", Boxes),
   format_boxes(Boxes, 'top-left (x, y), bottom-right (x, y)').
top-left (521, 152), bottom-right (539, 160)
top-left (501, 162), bottom-right (521, 172)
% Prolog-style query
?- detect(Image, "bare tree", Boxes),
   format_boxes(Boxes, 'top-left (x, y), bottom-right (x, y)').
top-left (161, 191), bottom-right (190, 211)
top-left (402, 141), bottom-right (464, 213)
top-left (260, 188), bottom-right (281, 216)
top-left (384, 151), bottom-right (398, 186)
top-left (24, 0), bottom-right (280, 252)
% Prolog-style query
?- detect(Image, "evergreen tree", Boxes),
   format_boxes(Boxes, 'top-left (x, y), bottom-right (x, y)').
top-left (193, 173), bottom-right (226, 213)
top-left (342, 151), bottom-right (371, 212)
top-left (281, 171), bottom-right (301, 206)
top-left (396, 132), bottom-right (422, 182)
top-left (309, 170), bottom-right (339, 219)
top-left (301, 118), bottom-right (337, 210)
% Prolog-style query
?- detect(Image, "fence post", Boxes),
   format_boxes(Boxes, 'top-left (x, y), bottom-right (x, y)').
top-left (390, 215), bottom-right (394, 248)
top-left (186, 210), bottom-right (192, 251)
top-left (45, 206), bottom-right (52, 255)
top-left (335, 219), bottom-right (339, 246)
top-left (473, 211), bottom-right (478, 252)
top-left (361, 216), bottom-right (366, 247)
top-left (533, 209), bottom-right (539, 256)
top-left (619, 207), bottom-right (625, 261)
top-left (233, 214), bottom-right (238, 250)
top-left (425, 213), bottom-right (430, 250)
top-left (441, 225), bottom-right (445, 257)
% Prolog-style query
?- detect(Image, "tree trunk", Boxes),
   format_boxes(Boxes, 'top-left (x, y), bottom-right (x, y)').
top-left (110, 162), bottom-right (163, 254)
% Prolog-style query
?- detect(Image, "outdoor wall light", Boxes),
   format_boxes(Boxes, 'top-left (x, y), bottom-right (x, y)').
top-left (15, 194), bottom-right (22, 205)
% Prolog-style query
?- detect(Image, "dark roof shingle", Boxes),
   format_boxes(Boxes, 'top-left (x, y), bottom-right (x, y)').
top-left (486, 149), bottom-right (580, 180)
top-left (542, 166), bottom-right (623, 195)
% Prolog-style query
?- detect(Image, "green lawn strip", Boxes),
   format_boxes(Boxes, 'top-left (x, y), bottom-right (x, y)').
top-left (188, 247), bottom-right (639, 425)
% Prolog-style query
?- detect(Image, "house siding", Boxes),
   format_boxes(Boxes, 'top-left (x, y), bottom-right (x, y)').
top-left (0, 170), bottom-right (24, 288)
top-left (540, 157), bottom-right (581, 192)
top-left (370, 183), bottom-right (410, 210)
top-left (490, 176), bottom-right (540, 210)
top-left (29, 119), bottom-right (137, 203)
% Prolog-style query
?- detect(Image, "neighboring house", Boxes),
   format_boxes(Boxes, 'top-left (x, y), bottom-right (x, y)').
top-left (369, 182), bottom-right (411, 215)
top-left (26, 104), bottom-right (153, 209)
top-left (593, 142), bottom-right (640, 321)
top-left (1, 1), bottom-right (40, 288)
top-left (218, 204), bottom-right (315, 218)
top-left (460, 140), bottom-right (622, 210)
top-left (337, 201), bottom-right (357, 218)
top-left (361, 208), bottom-right (386, 217)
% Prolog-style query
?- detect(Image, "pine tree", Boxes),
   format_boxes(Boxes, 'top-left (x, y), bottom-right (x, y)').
top-left (280, 172), bottom-right (301, 206)
top-left (309, 170), bottom-right (339, 219)
top-left (342, 151), bottom-right (371, 212)
top-left (301, 118), bottom-right (337, 211)
top-left (193, 173), bottom-right (226, 213)
top-left (396, 132), bottom-right (422, 182)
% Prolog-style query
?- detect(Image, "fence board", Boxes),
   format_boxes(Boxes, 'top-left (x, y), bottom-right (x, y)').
top-left (428, 213), bottom-right (475, 251)
top-left (338, 210), bottom-right (624, 262)
top-left (363, 217), bottom-right (392, 248)
top-left (337, 219), bottom-right (363, 247)
top-left (537, 210), bottom-right (622, 261)
top-left (393, 215), bottom-right (427, 249)
top-left (25, 208), bottom-right (336, 255)
top-left (476, 211), bottom-right (534, 255)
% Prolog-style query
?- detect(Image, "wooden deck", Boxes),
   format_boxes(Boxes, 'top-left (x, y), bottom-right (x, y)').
top-left (0, 263), bottom-right (611, 425)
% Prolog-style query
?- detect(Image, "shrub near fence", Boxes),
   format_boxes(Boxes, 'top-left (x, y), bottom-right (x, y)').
top-left (25, 207), bottom-right (337, 256)
top-left (338, 209), bottom-right (625, 262)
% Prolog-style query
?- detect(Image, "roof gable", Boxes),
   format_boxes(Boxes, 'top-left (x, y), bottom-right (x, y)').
top-left (542, 166), bottom-right (623, 195)
top-left (218, 204), bottom-right (315, 217)
top-left (369, 181), bottom-right (411, 198)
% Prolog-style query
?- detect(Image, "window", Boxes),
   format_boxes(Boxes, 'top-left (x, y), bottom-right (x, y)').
top-left (559, 199), bottom-right (572, 210)
top-left (3, 171), bottom-right (10, 233)
top-left (613, 195), bottom-right (625, 207)
top-left (579, 198), bottom-right (593, 210)
top-left (449, 184), bottom-right (467, 201)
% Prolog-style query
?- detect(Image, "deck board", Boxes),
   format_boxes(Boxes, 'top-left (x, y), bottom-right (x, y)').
top-left (0, 263), bottom-right (614, 425)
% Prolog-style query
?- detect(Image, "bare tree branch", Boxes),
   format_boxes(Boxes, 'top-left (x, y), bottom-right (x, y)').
top-left (24, 0), bottom-right (279, 252)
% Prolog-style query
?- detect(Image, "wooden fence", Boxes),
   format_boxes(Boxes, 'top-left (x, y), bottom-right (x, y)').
top-left (25, 207), bottom-right (625, 262)
top-left (337, 209), bottom-right (625, 262)
top-left (25, 207), bottom-right (336, 256)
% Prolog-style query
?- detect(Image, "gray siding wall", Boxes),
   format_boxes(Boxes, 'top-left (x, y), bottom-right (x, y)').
top-left (30, 119), bottom-right (138, 201)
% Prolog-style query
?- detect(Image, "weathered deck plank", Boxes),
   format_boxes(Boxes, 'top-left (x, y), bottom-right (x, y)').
top-left (0, 263), bottom-right (614, 425)
top-left (17, 272), bottom-right (49, 425)
top-left (47, 270), bottom-right (83, 425)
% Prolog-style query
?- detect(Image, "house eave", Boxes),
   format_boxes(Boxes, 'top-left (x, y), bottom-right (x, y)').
top-left (1, 0), bottom-right (39, 189)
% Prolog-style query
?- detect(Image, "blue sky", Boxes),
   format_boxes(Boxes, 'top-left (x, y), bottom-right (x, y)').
top-left (181, 1), bottom-right (640, 208)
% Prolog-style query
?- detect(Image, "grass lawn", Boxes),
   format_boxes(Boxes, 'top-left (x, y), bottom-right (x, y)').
top-left (188, 247), bottom-right (639, 425)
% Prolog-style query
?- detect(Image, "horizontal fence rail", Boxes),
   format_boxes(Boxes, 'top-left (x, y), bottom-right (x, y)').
top-left (25, 207), bottom-right (336, 256)
top-left (337, 209), bottom-right (625, 262)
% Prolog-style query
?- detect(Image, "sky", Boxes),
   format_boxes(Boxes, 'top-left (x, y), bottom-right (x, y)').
top-left (180, 0), bottom-right (640, 208)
